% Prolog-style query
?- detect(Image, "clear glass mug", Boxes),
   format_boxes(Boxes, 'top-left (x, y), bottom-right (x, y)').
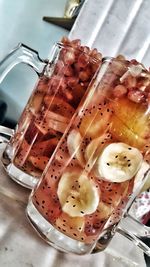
top-left (26, 57), bottom-right (150, 256)
top-left (0, 41), bottom-right (101, 189)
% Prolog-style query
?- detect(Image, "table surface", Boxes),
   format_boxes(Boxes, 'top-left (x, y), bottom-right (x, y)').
top-left (0, 138), bottom-right (147, 267)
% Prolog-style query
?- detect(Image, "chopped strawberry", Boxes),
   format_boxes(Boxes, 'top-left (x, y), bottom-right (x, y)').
top-left (30, 137), bottom-right (59, 157)
top-left (28, 155), bottom-right (49, 171)
top-left (44, 96), bottom-right (75, 119)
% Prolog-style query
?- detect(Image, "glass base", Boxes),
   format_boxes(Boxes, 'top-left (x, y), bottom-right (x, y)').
top-left (26, 199), bottom-right (95, 255)
top-left (1, 147), bottom-right (39, 189)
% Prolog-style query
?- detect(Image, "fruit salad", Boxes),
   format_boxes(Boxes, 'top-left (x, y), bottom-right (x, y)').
top-left (32, 58), bottom-right (150, 245)
top-left (11, 37), bottom-right (102, 179)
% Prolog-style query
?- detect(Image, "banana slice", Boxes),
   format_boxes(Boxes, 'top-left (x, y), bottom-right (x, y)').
top-left (67, 129), bottom-right (85, 167)
top-left (79, 103), bottom-right (112, 139)
top-left (96, 201), bottom-right (113, 220)
top-left (95, 142), bottom-right (143, 182)
top-left (134, 161), bottom-right (150, 192)
top-left (85, 133), bottom-right (111, 171)
top-left (57, 170), bottom-right (99, 217)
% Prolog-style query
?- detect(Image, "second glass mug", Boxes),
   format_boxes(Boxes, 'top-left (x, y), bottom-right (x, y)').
top-left (0, 41), bottom-right (101, 188)
top-left (26, 57), bottom-right (150, 256)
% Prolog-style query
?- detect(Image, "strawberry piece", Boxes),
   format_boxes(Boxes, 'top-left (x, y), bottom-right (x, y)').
top-left (30, 137), bottom-right (59, 157)
top-left (29, 92), bottom-right (44, 114)
top-left (44, 96), bottom-right (75, 119)
top-left (24, 119), bottom-right (44, 144)
top-left (28, 155), bottom-right (49, 171)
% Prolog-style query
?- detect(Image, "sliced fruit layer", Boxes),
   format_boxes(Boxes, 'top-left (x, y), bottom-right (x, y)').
top-left (44, 96), bottom-right (75, 119)
top-left (110, 98), bottom-right (150, 148)
top-left (110, 115), bottom-right (146, 148)
top-left (28, 155), bottom-right (49, 171)
top-left (57, 170), bottom-right (100, 217)
top-left (79, 102), bottom-right (112, 139)
top-left (67, 129), bottom-right (85, 167)
top-left (85, 133), bottom-right (111, 172)
top-left (29, 92), bottom-right (44, 114)
top-left (30, 138), bottom-right (59, 157)
top-left (35, 118), bottom-right (67, 135)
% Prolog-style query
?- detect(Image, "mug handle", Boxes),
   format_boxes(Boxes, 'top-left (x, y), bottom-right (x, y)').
top-left (0, 125), bottom-right (14, 138)
top-left (0, 43), bottom-right (47, 138)
top-left (94, 169), bottom-right (150, 256)
top-left (117, 214), bottom-right (150, 256)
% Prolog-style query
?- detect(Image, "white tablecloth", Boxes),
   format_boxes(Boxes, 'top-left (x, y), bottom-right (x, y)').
top-left (0, 139), bottom-right (146, 267)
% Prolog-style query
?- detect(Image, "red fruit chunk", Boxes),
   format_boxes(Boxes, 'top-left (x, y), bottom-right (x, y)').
top-left (36, 77), bottom-right (49, 93)
top-left (54, 60), bottom-right (64, 75)
top-left (35, 118), bottom-right (68, 135)
top-left (63, 65), bottom-right (74, 76)
top-left (71, 83), bottom-right (86, 107)
top-left (71, 39), bottom-right (81, 47)
top-left (29, 155), bottom-right (49, 171)
top-left (44, 96), bottom-right (75, 119)
top-left (125, 75), bottom-right (137, 88)
top-left (63, 49), bottom-right (76, 65)
top-left (67, 76), bottom-right (79, 87)
top-left (79, 68), bottom-right (91, 82)
top-left (128, 89), bottom-right (145, 103)
top-left (113, 85), bottom-right (127, 98)
top-left (48, 76), bottom-right (66, 92)
top-left (77, 53), bottom-right (89, 68)
top-left (14, 139), bottom-right (30, 167)
top-left (24, 120), bottom-right (43, 144)
top-left (30, 137), bottom-right (59, 157)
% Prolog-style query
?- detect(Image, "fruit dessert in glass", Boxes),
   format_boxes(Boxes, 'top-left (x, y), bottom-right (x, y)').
top-left (27, 57), bottom-right (150, 254)
top-left (4, 37), bottom-right (101, 188)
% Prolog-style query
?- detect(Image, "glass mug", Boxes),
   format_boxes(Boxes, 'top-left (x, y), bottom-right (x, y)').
top-left (0, 41), bottom-right (101, 188)
top-left (26, 57), bottom-right (150, 255)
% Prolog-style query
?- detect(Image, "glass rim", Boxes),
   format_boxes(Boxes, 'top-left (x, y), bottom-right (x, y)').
top-left (102, 56), bottom-right (150, 75)
top-left (54, 41), bottom-right (101, 64)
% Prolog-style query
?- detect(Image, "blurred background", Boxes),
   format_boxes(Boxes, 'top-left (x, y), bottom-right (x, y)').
top-left (0, 0), bottom-right (69, 125)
